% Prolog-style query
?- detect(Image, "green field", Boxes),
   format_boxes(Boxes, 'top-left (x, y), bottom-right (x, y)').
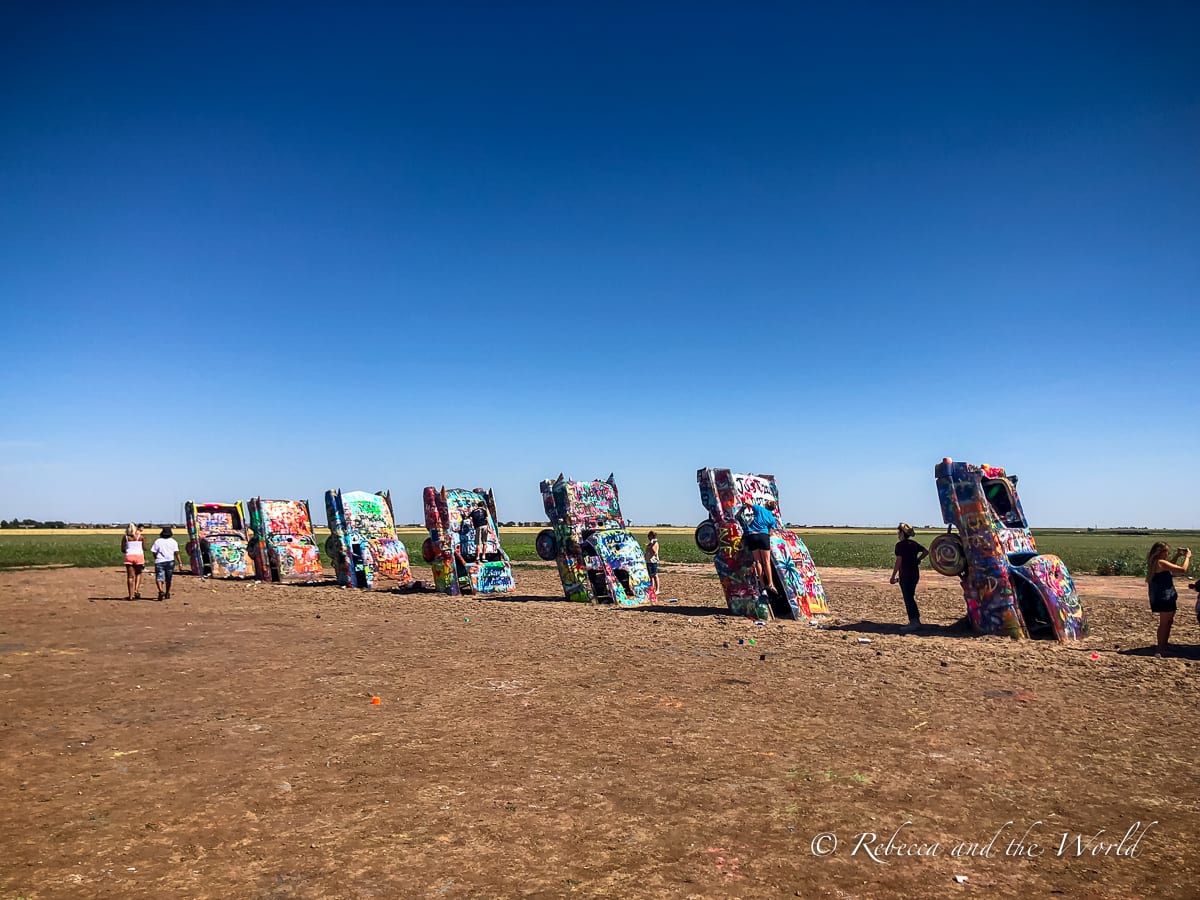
top-left (3, 528), bottom-right (1197, 578)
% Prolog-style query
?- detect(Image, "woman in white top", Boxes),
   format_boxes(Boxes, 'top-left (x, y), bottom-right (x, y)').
top-left (122, 523), bottom-right (145, 600)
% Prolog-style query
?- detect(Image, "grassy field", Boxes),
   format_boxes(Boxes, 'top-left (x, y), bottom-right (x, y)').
top-left (3, 527), bottom-right (1197, 577)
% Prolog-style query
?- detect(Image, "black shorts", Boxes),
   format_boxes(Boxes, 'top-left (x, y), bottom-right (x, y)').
top-left (744, 532), bottom-right (771, 552)
top-left (1149, 592), bottom-right (1177, 614)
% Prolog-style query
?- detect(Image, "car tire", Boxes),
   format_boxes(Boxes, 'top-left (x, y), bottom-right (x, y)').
top-left (930, 533), bottom-right (968, 577)
top-left (420, 537), bottom-right (438, 563)
top-left (535, 529), bottom-right (558, 561)
top-left (694, 519), bottom-right (720, 554)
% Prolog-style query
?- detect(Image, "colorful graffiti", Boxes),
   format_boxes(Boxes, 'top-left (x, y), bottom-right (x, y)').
top-left (695, 468), bottom-right (829, 620)
top-left (183, 500), bottom-right (254, 579)
top-left (248, 498), bottom-right (324, 584)
top-left (536, 474), bottom-right (655, 606)
top-left (421, 486), bottom-right (515, 595)
top-left (324, 489), bottom-right (413, 590)
top-left (932, 458), bottom-right (1087, 641)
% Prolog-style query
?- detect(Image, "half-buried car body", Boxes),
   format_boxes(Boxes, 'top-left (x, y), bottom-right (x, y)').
top-left (694, 468), bottom-right (829, 621)
top-left (247, 498), bottom-right (323, 584)
top-left (536, 474), bottom-right (655, 606)
top-left (931, 458), bottom-right (1087, 641)
top-left (184, 500), bottom-right (254, 578)
top-left (420, 486), bottom-right (515, 595)
top-left (324, 489), bottom-right (413, 590)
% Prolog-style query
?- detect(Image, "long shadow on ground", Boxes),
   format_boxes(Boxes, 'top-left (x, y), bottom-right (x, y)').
top-left (1118, 644), bottom-right (1200, 661)
top-left (464, 594), bottom-right (570, 604)
top-left (831, 619), bottom-right (975, 639)
top-left (630, 604), bottom-right (732, 618)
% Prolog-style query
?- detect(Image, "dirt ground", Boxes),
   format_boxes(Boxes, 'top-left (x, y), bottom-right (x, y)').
top-left (1, 563), bottom-right (1198, 899)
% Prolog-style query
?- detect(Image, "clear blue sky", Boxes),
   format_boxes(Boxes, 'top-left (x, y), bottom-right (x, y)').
top-left (2, 3), bottom-right (1197, 528)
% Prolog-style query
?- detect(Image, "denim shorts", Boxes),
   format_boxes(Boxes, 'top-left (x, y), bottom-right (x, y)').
top-left (155, 561), bottom-right (175, 581)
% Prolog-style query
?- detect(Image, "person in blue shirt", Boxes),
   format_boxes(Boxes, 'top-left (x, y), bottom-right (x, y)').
top-left (739, 499), bottom-right (779, 597)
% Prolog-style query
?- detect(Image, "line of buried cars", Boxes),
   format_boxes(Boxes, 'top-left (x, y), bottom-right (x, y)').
top-left (181, 459), bottom-right (1088, 642)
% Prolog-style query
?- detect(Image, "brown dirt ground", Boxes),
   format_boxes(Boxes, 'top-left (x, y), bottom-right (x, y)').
top-left (1, 563), bottom-right (1198, 899)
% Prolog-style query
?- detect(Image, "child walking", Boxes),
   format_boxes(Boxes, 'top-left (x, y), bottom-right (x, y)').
top-left (151, 527), bottom-right (181, 600)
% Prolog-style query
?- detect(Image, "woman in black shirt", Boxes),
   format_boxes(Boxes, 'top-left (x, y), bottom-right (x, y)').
top-left (890, 523), bottom-right (929, 632)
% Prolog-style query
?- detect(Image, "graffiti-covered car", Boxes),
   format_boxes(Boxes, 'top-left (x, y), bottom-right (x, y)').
top-left (184, 500), bottom-right (254, 578)
top-left (694, 468), bottom-right (829, 621)
top-left (420, 486), bottom-right (515, 595)
top-left (247, 498), bottom-right (323, 584)
top-left (324, 489), bottom-right (413, 589)
top-left (536, 474), bottom-right (654, 606)
top-left (931, 458), bottom-right (1087, 641)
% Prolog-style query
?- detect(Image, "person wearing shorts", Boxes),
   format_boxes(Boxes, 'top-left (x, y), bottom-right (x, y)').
top-left (645, 531), bottom-right (660, 595)
top-left (1146, 541), bottom-right (1192, 656)
top-left (121, 523), bottom-right (145, 600)
top-left (151, 527), bottom-right (181, 601)
top-left (468, 502), bottom-right (490, 561)
top-left (739, 500), bottom-right (779, 596)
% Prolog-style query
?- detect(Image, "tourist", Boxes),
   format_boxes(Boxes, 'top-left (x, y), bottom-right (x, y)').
top-left (645, 530), bottom-right (660, 595)
top-left (739, 499), bottom-right (780, 597)
top-left (1146, 542), bottom-right (1192, 656)
top-left (121, 523), bottom-right (145, 600)
top-left (468, 500), bottom-right (490, 561)
top-left (889, 523), bottom-right (929, 632)
top-left (151, 527), bottom-right (181, 601)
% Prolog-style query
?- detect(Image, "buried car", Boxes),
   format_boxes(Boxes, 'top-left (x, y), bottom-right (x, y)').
top-left (536, 474), bottom-right (655, 606)
top-left (324, 489), bottom-right (413, 589)
top-left (420, 486), bottom-right (515, 595)
top-left (694, 468), bottom-right (829, 621)
top-left (184, 500), bottom-right (254, 578)
top-left (247, 498), bottom-right (323, 583)
top-left (931, 458), bottom-right (1087, 641)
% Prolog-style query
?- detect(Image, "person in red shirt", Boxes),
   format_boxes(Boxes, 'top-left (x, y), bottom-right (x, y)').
top-left (889, 522), bottom-right (928, 632)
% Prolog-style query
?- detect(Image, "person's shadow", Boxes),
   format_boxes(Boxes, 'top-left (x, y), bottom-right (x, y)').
top-left (464, 593), bottom-right (569, 604)
top-left (831, 618), bottom-right (974, 638)
top-left (632, 603), bottom-right (732, 618)
top-left (1118, 644), bottom-right (1200, 661)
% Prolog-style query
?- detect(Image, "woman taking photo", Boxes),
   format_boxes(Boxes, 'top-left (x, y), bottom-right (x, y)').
top-left (1146, 542), bottom-right (1192, 656)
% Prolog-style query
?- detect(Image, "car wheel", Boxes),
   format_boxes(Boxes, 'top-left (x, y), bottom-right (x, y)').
top-left (535, 529), bottom-right (558, 561)
top-left (930, 533), bottom-right (968, 577)
top-left (420, 537), bottom-right (438, 563)
top-left (694, 519), bottom-right (720, 554)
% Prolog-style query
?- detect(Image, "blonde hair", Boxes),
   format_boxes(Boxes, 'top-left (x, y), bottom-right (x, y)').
top-left (1146, 542), bottom-right (1170, 584)
top-left (125, 522), bottom-right (140, 539)
top-left (898, 522), bottom-right (914, 539)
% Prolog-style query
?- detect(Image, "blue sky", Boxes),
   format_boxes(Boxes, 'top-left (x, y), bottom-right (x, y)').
top-left (2, 3), bottom-right (1197, 527)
